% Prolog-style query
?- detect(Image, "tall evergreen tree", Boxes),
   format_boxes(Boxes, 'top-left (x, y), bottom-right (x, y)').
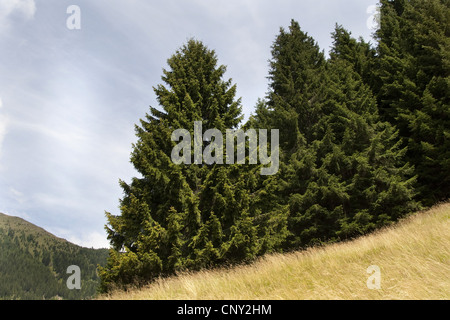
top-left (375, 0), bottom-right (450, 205)
top-left (261, 20), bottom-right (418, 247)
top-left (267, 20), bottom-right (326, 154)
top-left (99, 40), bottom-right (239, 290)
top-left (98, 40), bottom-right (286, 292)
top-left (330, 24), bottom-right (377, 89)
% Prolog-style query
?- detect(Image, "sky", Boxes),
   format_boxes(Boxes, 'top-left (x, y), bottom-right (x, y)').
top-left (0, 0), bottom-right (379, 249)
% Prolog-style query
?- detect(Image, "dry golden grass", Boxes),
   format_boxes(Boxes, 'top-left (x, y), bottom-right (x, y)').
top-left (99, 202), bottom-right (450, 300)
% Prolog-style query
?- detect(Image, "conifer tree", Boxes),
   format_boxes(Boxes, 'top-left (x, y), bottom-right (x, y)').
top-left (99, 40), bottom-right (241, 290)
top-left (262, 20), bottom-right (418, 247)
top-left (375, 0), bottom-right (450, 204)
top-left (330, 25), bottom-right (377, 89)
top-left (98, 40), bottom-right (284, 292)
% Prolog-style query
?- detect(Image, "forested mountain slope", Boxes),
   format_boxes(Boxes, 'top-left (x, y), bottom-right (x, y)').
top-left (0, 212), bottom-right (108, 300)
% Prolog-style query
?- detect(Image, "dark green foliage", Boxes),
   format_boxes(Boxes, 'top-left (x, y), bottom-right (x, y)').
top-left (260, 20), bottom-right (418, 247)
top-left (0, 213), bottom-right (108, 300)
top-left (99, 40), bottom-right (285, 292)
top-left (330, 25), bottom-right (378, 89)
top-left (375, 0), bottom-right (450, 204)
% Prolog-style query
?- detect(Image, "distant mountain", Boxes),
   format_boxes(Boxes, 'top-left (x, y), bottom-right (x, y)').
top-left (0, 212), bottom-right (109, 300)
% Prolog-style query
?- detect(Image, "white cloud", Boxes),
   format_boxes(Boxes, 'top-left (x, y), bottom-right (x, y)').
top-left (48, 226), bottom-right (110, 249)
top-left (9, 187), bottom-right (25, 204)
top-left (0, 0), bottom-right (36, 18)
top-left (0, 0), bottom-right (36, 30)
top-left (69, 231), bottom-right (110, 249)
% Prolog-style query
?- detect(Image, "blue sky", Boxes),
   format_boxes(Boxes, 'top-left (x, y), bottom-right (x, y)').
top-left (0, 0), bottom-right (378, 248)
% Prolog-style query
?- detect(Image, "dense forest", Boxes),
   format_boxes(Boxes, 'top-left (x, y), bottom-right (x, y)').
top-left (99, 0), bottom-right (449, 292)
top-left (0, 213), bottom-right (108, 300)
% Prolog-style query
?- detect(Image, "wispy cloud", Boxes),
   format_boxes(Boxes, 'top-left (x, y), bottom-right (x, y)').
top-left (45, 226), bottom-right (110, 249)
top-left (9, 187), bottom-right (25, 204)
top-left (0, 0), bottom-right (36, 31)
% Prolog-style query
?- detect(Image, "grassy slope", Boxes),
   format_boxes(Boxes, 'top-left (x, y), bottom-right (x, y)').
top-left (100, 202), bottom-right (450, 300)
top-left (0, 212), bottom-right (68, 246)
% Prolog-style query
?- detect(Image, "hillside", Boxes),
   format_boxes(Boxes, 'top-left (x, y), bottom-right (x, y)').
top-left (100, 202), bottom-right (450, 300)
top-left (0, 212), bottom-right (108, 300)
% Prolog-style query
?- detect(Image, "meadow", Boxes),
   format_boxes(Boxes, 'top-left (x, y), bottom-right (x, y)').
top-left (100, 202), bottom-right (449, 300)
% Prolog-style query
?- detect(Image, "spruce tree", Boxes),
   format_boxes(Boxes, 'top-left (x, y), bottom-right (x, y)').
top-left (267, 20), bottom-right (326, 154)
top-left (263, 20), bottom-right (418, 247)
top-left (98, 40), bottom-right (285, 292)
top-left (99, 40), bottom-right (243, 291)
top-left (375, 0), bottom-right (450, 205)
top-left (330, 24), bottom-right (377, 90)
